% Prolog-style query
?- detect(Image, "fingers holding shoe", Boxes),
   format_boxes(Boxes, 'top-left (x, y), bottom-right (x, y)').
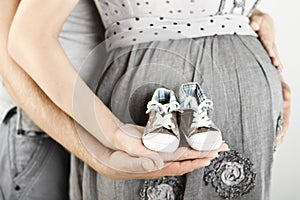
top-left (113, 123), bottom-right (165, 170)
top-left (159, 142), bottom-right (229, 162)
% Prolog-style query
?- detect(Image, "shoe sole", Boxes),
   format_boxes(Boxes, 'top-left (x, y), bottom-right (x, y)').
top-left (142, 133), bottom-right (180, 152)
top-left (185, 130), bottom-right (222, 151)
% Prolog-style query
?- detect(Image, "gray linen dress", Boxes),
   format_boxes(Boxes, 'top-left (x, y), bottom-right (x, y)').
top-left (70, 1), bottom-right (284, 200)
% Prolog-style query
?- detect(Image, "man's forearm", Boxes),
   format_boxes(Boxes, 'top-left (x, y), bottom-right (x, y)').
top-left (1, 54), bottom-right (119, 177)
top-left (0, 0), bottom-right (111, 178)
top-left (8, 0), bottom-right (121, 150)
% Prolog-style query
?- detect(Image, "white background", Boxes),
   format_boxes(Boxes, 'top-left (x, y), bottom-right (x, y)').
top-left (258, 1), bottom-right (300, 199)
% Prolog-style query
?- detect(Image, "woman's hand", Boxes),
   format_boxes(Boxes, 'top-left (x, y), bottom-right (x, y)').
top-left (77, 123), bottom-right (229, 179)
top-left (108, 144), bottom-right (229, 179)
top-left (93, 122), bottom-right (230, 170)
top-left (275, 76), bottom-right (291, 145)
top-left (250, 10), bottom-right (291, 145)
top-left (250, 10), bottom-right (283, 72)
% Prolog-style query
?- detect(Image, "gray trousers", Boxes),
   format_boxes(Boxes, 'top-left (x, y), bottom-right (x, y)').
top-left (0, 110), bottom-right (70, 200)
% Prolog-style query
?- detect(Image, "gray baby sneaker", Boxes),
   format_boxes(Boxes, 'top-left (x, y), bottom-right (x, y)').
top-left (142, 88), bottom-right (181, 152)
top-left (179, 82), bottom-right (222, 151)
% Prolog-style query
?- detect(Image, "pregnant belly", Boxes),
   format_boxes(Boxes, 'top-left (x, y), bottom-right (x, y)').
top-left (91, 35), bottom-right (282, 130)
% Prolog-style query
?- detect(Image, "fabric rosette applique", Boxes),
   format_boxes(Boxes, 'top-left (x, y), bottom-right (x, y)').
top-left (204, 150), bottom-right (256, 199)
top-left (139, 176), bottom-right (185, 200)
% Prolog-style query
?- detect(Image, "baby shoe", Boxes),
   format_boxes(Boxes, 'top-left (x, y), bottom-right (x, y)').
top-left (179, 82), bottom-right (222, 151)
top-left (142, 88), bottom-right (181, 152)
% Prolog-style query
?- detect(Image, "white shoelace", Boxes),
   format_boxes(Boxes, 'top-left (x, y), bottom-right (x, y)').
top-left (146, 100), bottom-right (180, 130)
top-left (183, 96), bottom-right (214, 129)
top-left (191, 111), bottom-right (212, 128)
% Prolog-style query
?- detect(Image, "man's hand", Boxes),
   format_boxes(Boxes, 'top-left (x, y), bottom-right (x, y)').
top-left (250, 10), bottom-right (283, 72)
top-left (77, 122), bottom-right (229, 175)
top-left (76, 123), bottom-right (229, 179)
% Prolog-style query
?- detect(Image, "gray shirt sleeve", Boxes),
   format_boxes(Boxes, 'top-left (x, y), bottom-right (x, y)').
top-left (0, 76), bottom-right (16, 123)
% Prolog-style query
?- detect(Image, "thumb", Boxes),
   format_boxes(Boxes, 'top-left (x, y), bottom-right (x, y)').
top-left (140, 157), bottom-right (157, 172)
top-left (109, 151), bottom-right (158, 172)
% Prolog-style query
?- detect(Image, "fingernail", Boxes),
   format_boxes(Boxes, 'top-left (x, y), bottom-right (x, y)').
top-left (251, 22), bottom-right (259, 30)
top-left (278, 62), bottom-right (283, 71)
top-left (223, 144), bottom-right (230, 151)
top-left (276, 67), bottom-right (281, 73)
top-left (269, 49), bottom-right (275, 57)
top-left (205, 160), bottom-right (211, 166)
top-left (142, 161), bottom-right (155, 171)
top-left (210, 152), bottom-right (219, 158)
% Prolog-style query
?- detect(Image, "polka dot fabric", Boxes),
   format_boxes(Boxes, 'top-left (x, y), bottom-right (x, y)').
top-left (94, 0), bottom-right (261, 50)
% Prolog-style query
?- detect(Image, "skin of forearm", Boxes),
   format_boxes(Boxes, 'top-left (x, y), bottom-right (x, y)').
top-left (0, 0), bottom-right (122, 179)
top-left (2, 1), bottom-right (168, 178)
top-left (0, 0), bottom-right (232, 180)
top-left (7, 0), bottom-right (121, 150)
top-left (0, 63), bottom-right (192, 180)
top-left (0, 1), bottom-right (18, 71)
top-left (2, 71), bottom-right (122, 178)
